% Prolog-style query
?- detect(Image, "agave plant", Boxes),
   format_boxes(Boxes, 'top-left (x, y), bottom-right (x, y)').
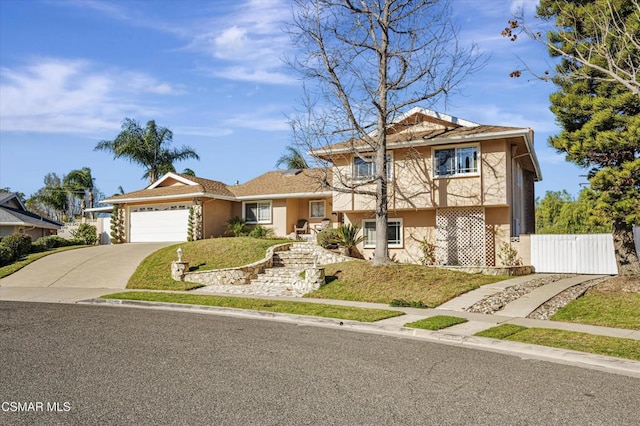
top-left (332, 224), bottom-right (364, 256)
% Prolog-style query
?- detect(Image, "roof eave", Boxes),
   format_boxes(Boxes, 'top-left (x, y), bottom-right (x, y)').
top-left (101, 192), bottom-right (237, 204)
top-left (311, 128), bottom-right (534, 156)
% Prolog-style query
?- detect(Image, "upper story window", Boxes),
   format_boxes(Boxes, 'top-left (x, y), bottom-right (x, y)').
top-left (353, 154), bottom-right (392, 181)
top-left (244, 201), bottom-right (271, 224)
top-left (309, 200), bottom-right (326, 218)
top-left (434, 146), bottom-right (479, 177)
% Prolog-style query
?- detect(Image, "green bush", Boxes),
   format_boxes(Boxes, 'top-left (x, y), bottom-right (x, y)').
top-left (225, 216), bottom-right (248, 237)
top-left (0, 245), bottom-right (14, 265)
top-left (1, 233), bottom-right (32, 259)
top-left (248, 224), bottom-right (273, 239)
top-left (316, 228), bottom-right (340, 249)
top-left (30, 240), bottom-right (47, 253)
top-left (71, 223), bottom-right (97, 245)
top-left (44, 235), bottom-right (70, 248)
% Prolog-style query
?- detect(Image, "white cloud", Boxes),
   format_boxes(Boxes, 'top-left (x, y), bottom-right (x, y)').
top-left (0, 58), bottom-right (180, 134)
top-left (188, 0), bottom-right (296, 85)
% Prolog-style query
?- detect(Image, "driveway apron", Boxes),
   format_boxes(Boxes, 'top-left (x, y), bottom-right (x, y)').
top-left (0, 243), bottom-right (171, 303)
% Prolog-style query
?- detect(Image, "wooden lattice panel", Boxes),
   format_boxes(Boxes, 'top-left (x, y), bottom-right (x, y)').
top-left (435, 208), bottom-right (486, 266)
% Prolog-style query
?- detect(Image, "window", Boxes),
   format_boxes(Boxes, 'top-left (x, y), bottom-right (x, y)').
top-left (434, 146), bottom-right (479, 177)
top-left (353, 154), bottom-right (392, 180)
top-left (362, 219), bottom-right (403, 248)
top-left (309, 200), bottom-right (326, 219)
top-left (244, 201), bottom-right (271, 224)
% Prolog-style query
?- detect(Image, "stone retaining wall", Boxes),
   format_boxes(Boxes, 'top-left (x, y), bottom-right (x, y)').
top-left (182, 243), bottom-right (292, 286)
top-left (311, 247), bottom-right (354, 265)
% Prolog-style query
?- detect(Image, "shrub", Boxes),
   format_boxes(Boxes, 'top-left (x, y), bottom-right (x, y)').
top-left (225, 216), bottom-right (248, 237)
top-left (419, 238), bottom-right (436, 266)
top-left (1, 233), bottom-right (32, 259)
top-left (249, 224), bottom-right (273, 239)
top-left (316, 228), bottom-right (340, 249)
top-left (333, 224), bottom-right (364, 255)
top-left (71, 223), bottom-right (98, 245)
top-left (30, 240), bottom-right (47, 253)
top-left (497, 242), bottom-right (522, 267)
top-left (0, 245), bottom-right (15, 265)
top-left (45, 235), bottom-right (73, 248)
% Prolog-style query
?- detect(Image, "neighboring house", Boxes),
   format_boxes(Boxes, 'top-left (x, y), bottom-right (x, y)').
top-left (102, 107), bottom-right (541, 267)
top-left (101, 169), bottom-right (335, 242)
top-left (0, 192), bottom-right (62, 240)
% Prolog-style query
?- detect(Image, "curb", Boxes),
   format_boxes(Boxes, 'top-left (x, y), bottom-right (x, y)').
top-left (83, 298), bottom-right (640, 379)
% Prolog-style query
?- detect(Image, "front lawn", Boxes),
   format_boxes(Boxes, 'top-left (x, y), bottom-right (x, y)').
top-left (306, 262), bottom-right (507, 307)
top-left (550, 276), bottom-right (640, 330)
top-left (102, 291), bottom-right (403, 322)
top-left (127, 237), bottom-right (290, 290)
top-left (0, 246), bottom-right (89, 279)
top-left (476, 324), bottom-right (640, 361)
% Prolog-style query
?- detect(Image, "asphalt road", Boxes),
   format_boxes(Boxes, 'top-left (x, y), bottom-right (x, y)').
top-left (2, 302), bottom-right (639, 425)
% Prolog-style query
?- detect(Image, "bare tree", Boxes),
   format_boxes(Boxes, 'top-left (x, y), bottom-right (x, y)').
top-left (503, 0), bottom-right (640, 96)
top-left (288, 0), bottom-right (484, 265)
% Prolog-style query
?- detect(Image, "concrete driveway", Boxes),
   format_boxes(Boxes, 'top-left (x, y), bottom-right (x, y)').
top-left (0, 243), bottom-right (171, 303)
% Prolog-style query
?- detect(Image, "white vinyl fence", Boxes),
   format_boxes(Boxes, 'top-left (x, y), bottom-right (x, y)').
top-left (530, 234), bottom-right (618, 274)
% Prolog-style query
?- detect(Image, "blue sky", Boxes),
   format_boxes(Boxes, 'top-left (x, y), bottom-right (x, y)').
top-left (0, 0), bottom-right (587, 201)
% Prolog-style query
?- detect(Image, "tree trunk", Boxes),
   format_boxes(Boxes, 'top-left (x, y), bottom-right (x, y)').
top-left (612, 220), bottom-right (640, 276)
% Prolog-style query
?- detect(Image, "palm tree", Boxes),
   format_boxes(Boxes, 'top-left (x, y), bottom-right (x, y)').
top-left (275, 146), bottom-right (308, 170)
top-left (95, 118), bottom-right (200, 183)
top-left (63, 167), bottom-right (95, 219)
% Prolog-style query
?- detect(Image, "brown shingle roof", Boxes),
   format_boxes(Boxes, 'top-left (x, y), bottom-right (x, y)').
top-left (229, 168), bottom-right (331, 198)
top-left (103, 174), bottom-right (234, 203)
top-left (317, 124), bottom-right (526, 154)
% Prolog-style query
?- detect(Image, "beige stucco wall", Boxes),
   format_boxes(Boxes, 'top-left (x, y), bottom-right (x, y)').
top-left (203, 199), bottom-right (234, 238)
top-left (485, 206), bottom-right (512, 266)
top-left (344, 209), bottom-right (437, 264)
top-left (331, 139), bottom-right (511, 213)
top-left (482, 139), bottom-right (508, 206)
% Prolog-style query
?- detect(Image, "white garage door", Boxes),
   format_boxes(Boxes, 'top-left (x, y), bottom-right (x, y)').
top-left (130, 207), bottom-right (190, 242)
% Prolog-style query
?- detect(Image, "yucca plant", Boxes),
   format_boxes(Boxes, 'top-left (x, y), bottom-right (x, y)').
top-left (332, 224), bottom-right (364, 256)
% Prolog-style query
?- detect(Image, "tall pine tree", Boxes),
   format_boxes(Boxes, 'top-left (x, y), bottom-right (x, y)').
top-left (538, 0), bottom-right (640, 275)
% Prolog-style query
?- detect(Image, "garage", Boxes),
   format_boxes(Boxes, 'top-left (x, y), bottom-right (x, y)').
top-left (129, 205), bottom-right (190, 242)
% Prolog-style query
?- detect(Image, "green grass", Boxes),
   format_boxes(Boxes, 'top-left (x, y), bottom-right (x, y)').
top-left (0, 245), bottom-right (89, 279)
top-left (476, 324), bottom-right (640, 361)
top-left (127, 237), bottom-right (290, 291)
top-left (101, 291), bottom-right (404, 322)
top-left (305, 261), bottom-right (507, 307)
top-left (404, 315), bottom-right (468, 331)
top-left (551, 292), bottom-right (640, 330)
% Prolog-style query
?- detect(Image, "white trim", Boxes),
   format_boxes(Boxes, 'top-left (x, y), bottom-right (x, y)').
top-left (242, 200), bottom-right (272, 224)
top-left (148, 172), bottom-right (199, 189)
top-left (362, 218), bottom-right (403, 249)
top-left (433, 143), bottom-right (481, 179)
top-left (309, 200), bottom-right (326, 218)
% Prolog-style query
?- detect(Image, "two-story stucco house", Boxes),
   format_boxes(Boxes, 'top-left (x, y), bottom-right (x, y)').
top-left (311, 107), bottom-right (541, 266)
top-left (102, 108), bottom-right (540, 267)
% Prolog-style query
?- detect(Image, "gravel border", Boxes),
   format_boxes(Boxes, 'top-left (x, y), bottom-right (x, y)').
top-left (464, 274), bottom-right (573, 315)
top-left (527, 277), bottom-right (607, 320)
